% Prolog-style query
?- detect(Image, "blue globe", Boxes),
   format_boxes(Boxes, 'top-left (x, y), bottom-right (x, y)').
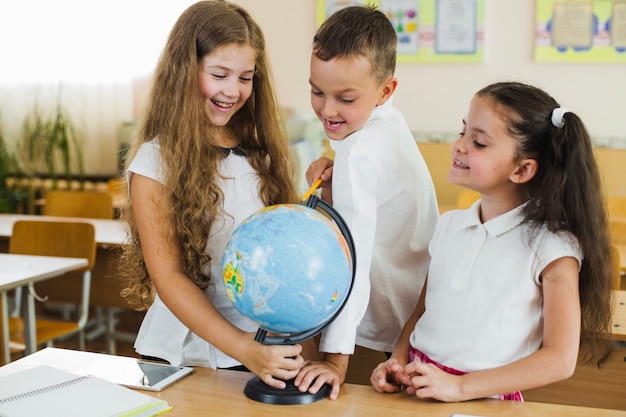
top-left (222, 203), bottom-right (353, 335)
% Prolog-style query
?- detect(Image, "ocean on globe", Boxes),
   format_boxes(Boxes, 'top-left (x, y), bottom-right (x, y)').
top-left (222, 203), bottom-right (353, 335)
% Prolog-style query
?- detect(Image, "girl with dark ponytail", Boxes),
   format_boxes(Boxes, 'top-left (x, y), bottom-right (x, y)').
top-left (372, 81), bottom-right (614, 402)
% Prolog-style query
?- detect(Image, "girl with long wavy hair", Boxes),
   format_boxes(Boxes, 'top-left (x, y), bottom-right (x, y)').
top-left (120, 0), bottom-right (301, 389)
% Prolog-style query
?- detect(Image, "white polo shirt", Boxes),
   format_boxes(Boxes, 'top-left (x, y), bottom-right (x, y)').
top-left (127, 138), bottom-right (261, 368)
top-left (410, 200), bottom-right (582, 372)
top-left (320, 98), bottom-right (439, 354)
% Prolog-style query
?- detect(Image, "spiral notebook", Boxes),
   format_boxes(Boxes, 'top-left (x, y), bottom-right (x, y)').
top-left (0, 365), bottom-right (171, 417)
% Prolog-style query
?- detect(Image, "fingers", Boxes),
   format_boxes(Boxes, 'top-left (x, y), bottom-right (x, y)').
top-left (328, 379), bottom-right (341, 400)
top-left (371, 374), bottom-right (402, 394)
top-left (245, 342), bottom-right (304, 389)
top-left (294, 362), bottom-right (342, 400)
top-left (370, 364), bottom-right (388, 392)
top-left (370, 360), bottom-right (405, 393)
top-left (402, 362), bottom-right (457, 402)
top-left (294, 362), bottom-right (325, 391)
top-left (306, 157), bottom-right (334, 184)
top-left (407, 375), bottom-right (435, 400)
top-left (321, 163), bottom-right (333, 181)
top-left (403, 359), bottom-right (426, 375)
top-left (260, 373), bottom-right (287, 389)
top-left (306, 371), bottom-right (338, 400)
top-left (274, 344), bottom-right (304, 372)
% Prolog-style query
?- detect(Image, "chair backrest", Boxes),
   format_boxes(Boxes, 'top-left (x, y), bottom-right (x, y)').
top-left (107, 177), bottom-right (126, 194)
top-left (9, 221), bottom-right (96, 270)
top-left (611, 245), bottom-right (622, 291)
top-left (8, 221), bottom-right (98, 352)
top-left (607, 196), bottom-right (626, 218)
top-left (43, 190), bottom-right (113, 219)
top-left (9, 221), bottom-right (97, 304)
top-left (609, 220), bottom-right (626, 246)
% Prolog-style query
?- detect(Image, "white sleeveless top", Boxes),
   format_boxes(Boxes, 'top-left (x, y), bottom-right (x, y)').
top-left (126, 138), bottom-right (264, 368)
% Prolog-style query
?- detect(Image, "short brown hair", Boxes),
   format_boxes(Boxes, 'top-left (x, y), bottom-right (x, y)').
top-left (312, 5), bottom-right (397, 84)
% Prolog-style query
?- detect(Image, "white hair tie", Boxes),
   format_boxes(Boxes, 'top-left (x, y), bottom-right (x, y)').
top-left (551, 107), bottom-right (569, 128)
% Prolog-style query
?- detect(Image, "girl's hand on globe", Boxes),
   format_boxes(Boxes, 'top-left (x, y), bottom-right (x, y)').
top-left (241, 337), bottom-right (304, 389)
top-left (370, 358), bottom-right (410, 393)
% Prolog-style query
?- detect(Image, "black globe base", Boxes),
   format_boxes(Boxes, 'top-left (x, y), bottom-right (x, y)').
top-left (244, 375), bottom-right (331, 405)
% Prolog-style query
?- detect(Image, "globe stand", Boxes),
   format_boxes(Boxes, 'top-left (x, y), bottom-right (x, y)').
top-left (244, 375), bottom-right (331, 405)
top-left (242, 327), bottom-right (334, 404)
top-left (230, 195), bottom-right (357, 405)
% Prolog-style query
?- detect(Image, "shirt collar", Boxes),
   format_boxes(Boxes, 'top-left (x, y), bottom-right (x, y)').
top-left (459, 199), bottom-right (526, 237)
top-left (369, 95), bottom-right (394, 121)
top-left (330, 96), bottom-right (395, 151)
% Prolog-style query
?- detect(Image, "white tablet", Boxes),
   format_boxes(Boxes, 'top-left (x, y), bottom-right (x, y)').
top-left (36, 349), bottom-right (193, 392)
top-left (119, 360), bottom-right (194, 392)
top-left (0, 348), bottom-right (194, 392)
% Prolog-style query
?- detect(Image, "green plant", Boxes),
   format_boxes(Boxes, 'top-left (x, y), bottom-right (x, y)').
top-left (19, 88), bottom-right (85, 190)
top-left (0, 116), bottom-right (29, 213)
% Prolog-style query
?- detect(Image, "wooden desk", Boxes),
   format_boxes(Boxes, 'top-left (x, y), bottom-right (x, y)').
top-left (523, 346), bottom-right (626, 410)
top-left (0, 254), bottom-right (88, 364)
top-left (149, 367), bottom-right (626, 416)
top-left (1, 352), bottom-right (625, 417)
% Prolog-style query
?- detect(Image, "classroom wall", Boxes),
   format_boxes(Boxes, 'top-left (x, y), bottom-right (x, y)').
top-left (234, 0), bottom-right (626, 208)
top-left (3, 0), bottom-right (623, 177)
top-left (237, 0), bottom-right (626, 141)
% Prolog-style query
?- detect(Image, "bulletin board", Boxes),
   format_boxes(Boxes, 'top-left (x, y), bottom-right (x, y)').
top-left (316, 0), bottom-right (484, 63)
top-left (535, 0), bottom-right (626, 62)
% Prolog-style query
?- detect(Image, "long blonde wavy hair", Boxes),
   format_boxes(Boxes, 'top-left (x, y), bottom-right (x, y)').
top-left (120, 0), bottom-right (297, 309)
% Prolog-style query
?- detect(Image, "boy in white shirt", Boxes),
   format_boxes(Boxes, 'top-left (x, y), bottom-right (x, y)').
top-left (294, 5), bottom-right (439, 400)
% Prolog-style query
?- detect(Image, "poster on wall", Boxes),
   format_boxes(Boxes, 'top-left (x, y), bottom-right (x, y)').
top-left (535, 0), bottom-right (626, 62)
top-left (316, 0), bottom-right (484, 63)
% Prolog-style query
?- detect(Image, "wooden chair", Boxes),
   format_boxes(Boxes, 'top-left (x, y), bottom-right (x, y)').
top-left (107, 177), bottom-right (127, 219)
top-left (609, 220), bottom-right (626, 288)
top-left (607, 196), bottom-right (626, 218)
top-left (44, 189), bottom-right (123, 347)
top-left (609, 219), bottom-right (626, 245)
top-left (44, 190), bottom-right (114, 219)
top-left (8, 220), bottom-right (96, 352)
top-left (0, 189), bottom-right (110, 316)
top-left (43, 187), bottom-right (132, 354)
top-left (611, 244), bottom-right (622, 291)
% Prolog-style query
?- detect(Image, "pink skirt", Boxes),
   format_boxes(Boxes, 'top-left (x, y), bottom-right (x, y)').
top-left (409, 346), bottom-right (523, 401)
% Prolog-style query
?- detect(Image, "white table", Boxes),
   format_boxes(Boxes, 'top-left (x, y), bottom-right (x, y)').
top-left (0, 214), bottom-right (127, 247)
top-left (0, 253), bottom-right (89, 364)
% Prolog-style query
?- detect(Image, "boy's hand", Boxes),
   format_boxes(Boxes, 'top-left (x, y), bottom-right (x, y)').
top-left (370, 358), bottom-right (410, 393)
top-left (294, 355), bottom-right (347, 400)
top-left (305, 157), bottom-right (334, 203)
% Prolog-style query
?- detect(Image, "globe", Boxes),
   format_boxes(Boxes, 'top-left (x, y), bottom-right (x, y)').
top-left (222, 201), bottom-right (354, 338)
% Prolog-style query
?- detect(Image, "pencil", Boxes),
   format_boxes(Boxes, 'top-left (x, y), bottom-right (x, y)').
top-left (301, 178), bottom-right (323, 201)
